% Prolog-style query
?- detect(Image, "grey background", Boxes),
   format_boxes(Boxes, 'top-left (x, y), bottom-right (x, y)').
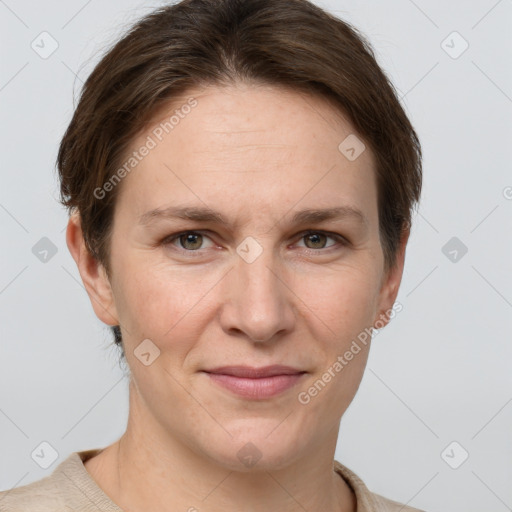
top-left (1, 1), bottom-right (511, 511)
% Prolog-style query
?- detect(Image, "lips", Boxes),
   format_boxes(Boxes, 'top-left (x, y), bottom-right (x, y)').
top-left (204, 365), bottom-right (305, 378)
top-left (202, 365), bottom-right (307, 399)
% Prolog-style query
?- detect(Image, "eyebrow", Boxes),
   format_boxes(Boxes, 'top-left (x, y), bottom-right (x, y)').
top-left (138, 205), bottom-right (368, 229)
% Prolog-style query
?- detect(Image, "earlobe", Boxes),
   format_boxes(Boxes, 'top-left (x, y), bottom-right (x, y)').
top-left (65, 212), bottom-right (119, 327)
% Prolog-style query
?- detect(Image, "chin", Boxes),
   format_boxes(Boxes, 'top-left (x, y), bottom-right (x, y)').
top-left (199, 424), bottom-right (305, 472)
top-left (211, 447), bottom-right (299, 473)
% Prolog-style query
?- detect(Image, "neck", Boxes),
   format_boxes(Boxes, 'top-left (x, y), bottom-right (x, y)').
top-left (84, 382), bottom-right (356, 512)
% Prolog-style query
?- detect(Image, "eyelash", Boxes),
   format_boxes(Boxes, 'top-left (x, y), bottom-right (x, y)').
top-left (161, 230), bottom-right (349, 256)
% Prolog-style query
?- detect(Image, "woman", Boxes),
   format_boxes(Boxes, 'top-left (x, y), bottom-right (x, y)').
top-left (0, 0), bottom-right (425, 510)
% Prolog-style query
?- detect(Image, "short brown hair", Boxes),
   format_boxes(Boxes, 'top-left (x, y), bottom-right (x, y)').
top-left (57, 0), bottom-right (422, 356)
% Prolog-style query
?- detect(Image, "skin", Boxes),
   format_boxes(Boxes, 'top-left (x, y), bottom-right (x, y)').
top-left (66, 82), bottom-right (408, 512)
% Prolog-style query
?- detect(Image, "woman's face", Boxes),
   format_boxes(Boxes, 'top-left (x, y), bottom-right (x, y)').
top-left (86, 83), bottom-right (405, 470)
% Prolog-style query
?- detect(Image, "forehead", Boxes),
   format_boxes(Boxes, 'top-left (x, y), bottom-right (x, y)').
top-left (115, 83), bottom-right (378, 228)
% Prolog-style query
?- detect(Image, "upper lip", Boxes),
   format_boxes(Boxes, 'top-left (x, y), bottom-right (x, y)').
top-left (204, 365), bottom-right (305, 378)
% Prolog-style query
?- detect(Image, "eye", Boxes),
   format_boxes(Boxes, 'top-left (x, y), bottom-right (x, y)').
top-left (295, 230), bottom-right (347, 251)
top-left (163, 231), bottom-right (215, 251)
top-left (161, 229), bottom-right (348, 255)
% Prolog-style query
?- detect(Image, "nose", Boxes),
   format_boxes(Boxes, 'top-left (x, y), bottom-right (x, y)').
top-left (218, 244), bottom-right (296, 343)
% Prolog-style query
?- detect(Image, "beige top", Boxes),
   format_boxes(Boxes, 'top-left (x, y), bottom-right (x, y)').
top-left (0, 448), bottom-right (426, 511)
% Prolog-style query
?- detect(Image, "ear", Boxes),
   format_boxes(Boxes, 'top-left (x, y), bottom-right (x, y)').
top-left (373, 227), bottom-right (410, 329)
top-left (66, 211), bottom-right (119, 327)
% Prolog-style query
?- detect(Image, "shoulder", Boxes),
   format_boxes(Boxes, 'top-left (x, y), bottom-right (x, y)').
top-left (0, 449), bottom-right (104, 512)
top-left (0, 476), bottom-right (69, 512)
top-left (333, 460), bottom-right (427, 512)
top-left (370, 492), bottom-right (427, 512)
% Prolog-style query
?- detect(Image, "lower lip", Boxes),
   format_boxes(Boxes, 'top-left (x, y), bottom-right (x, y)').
top-left (204, 372), bottom-right (305, 399)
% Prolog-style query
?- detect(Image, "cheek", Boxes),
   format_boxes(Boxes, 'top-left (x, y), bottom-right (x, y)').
top-left (295, 272), bottom-right (376, 418)
top-left (115, 269), bottom-right (172, 335)
top-left (295, 265), bottom-right (380, 343)
top-left (114, 258), bottom-right (218, 347)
